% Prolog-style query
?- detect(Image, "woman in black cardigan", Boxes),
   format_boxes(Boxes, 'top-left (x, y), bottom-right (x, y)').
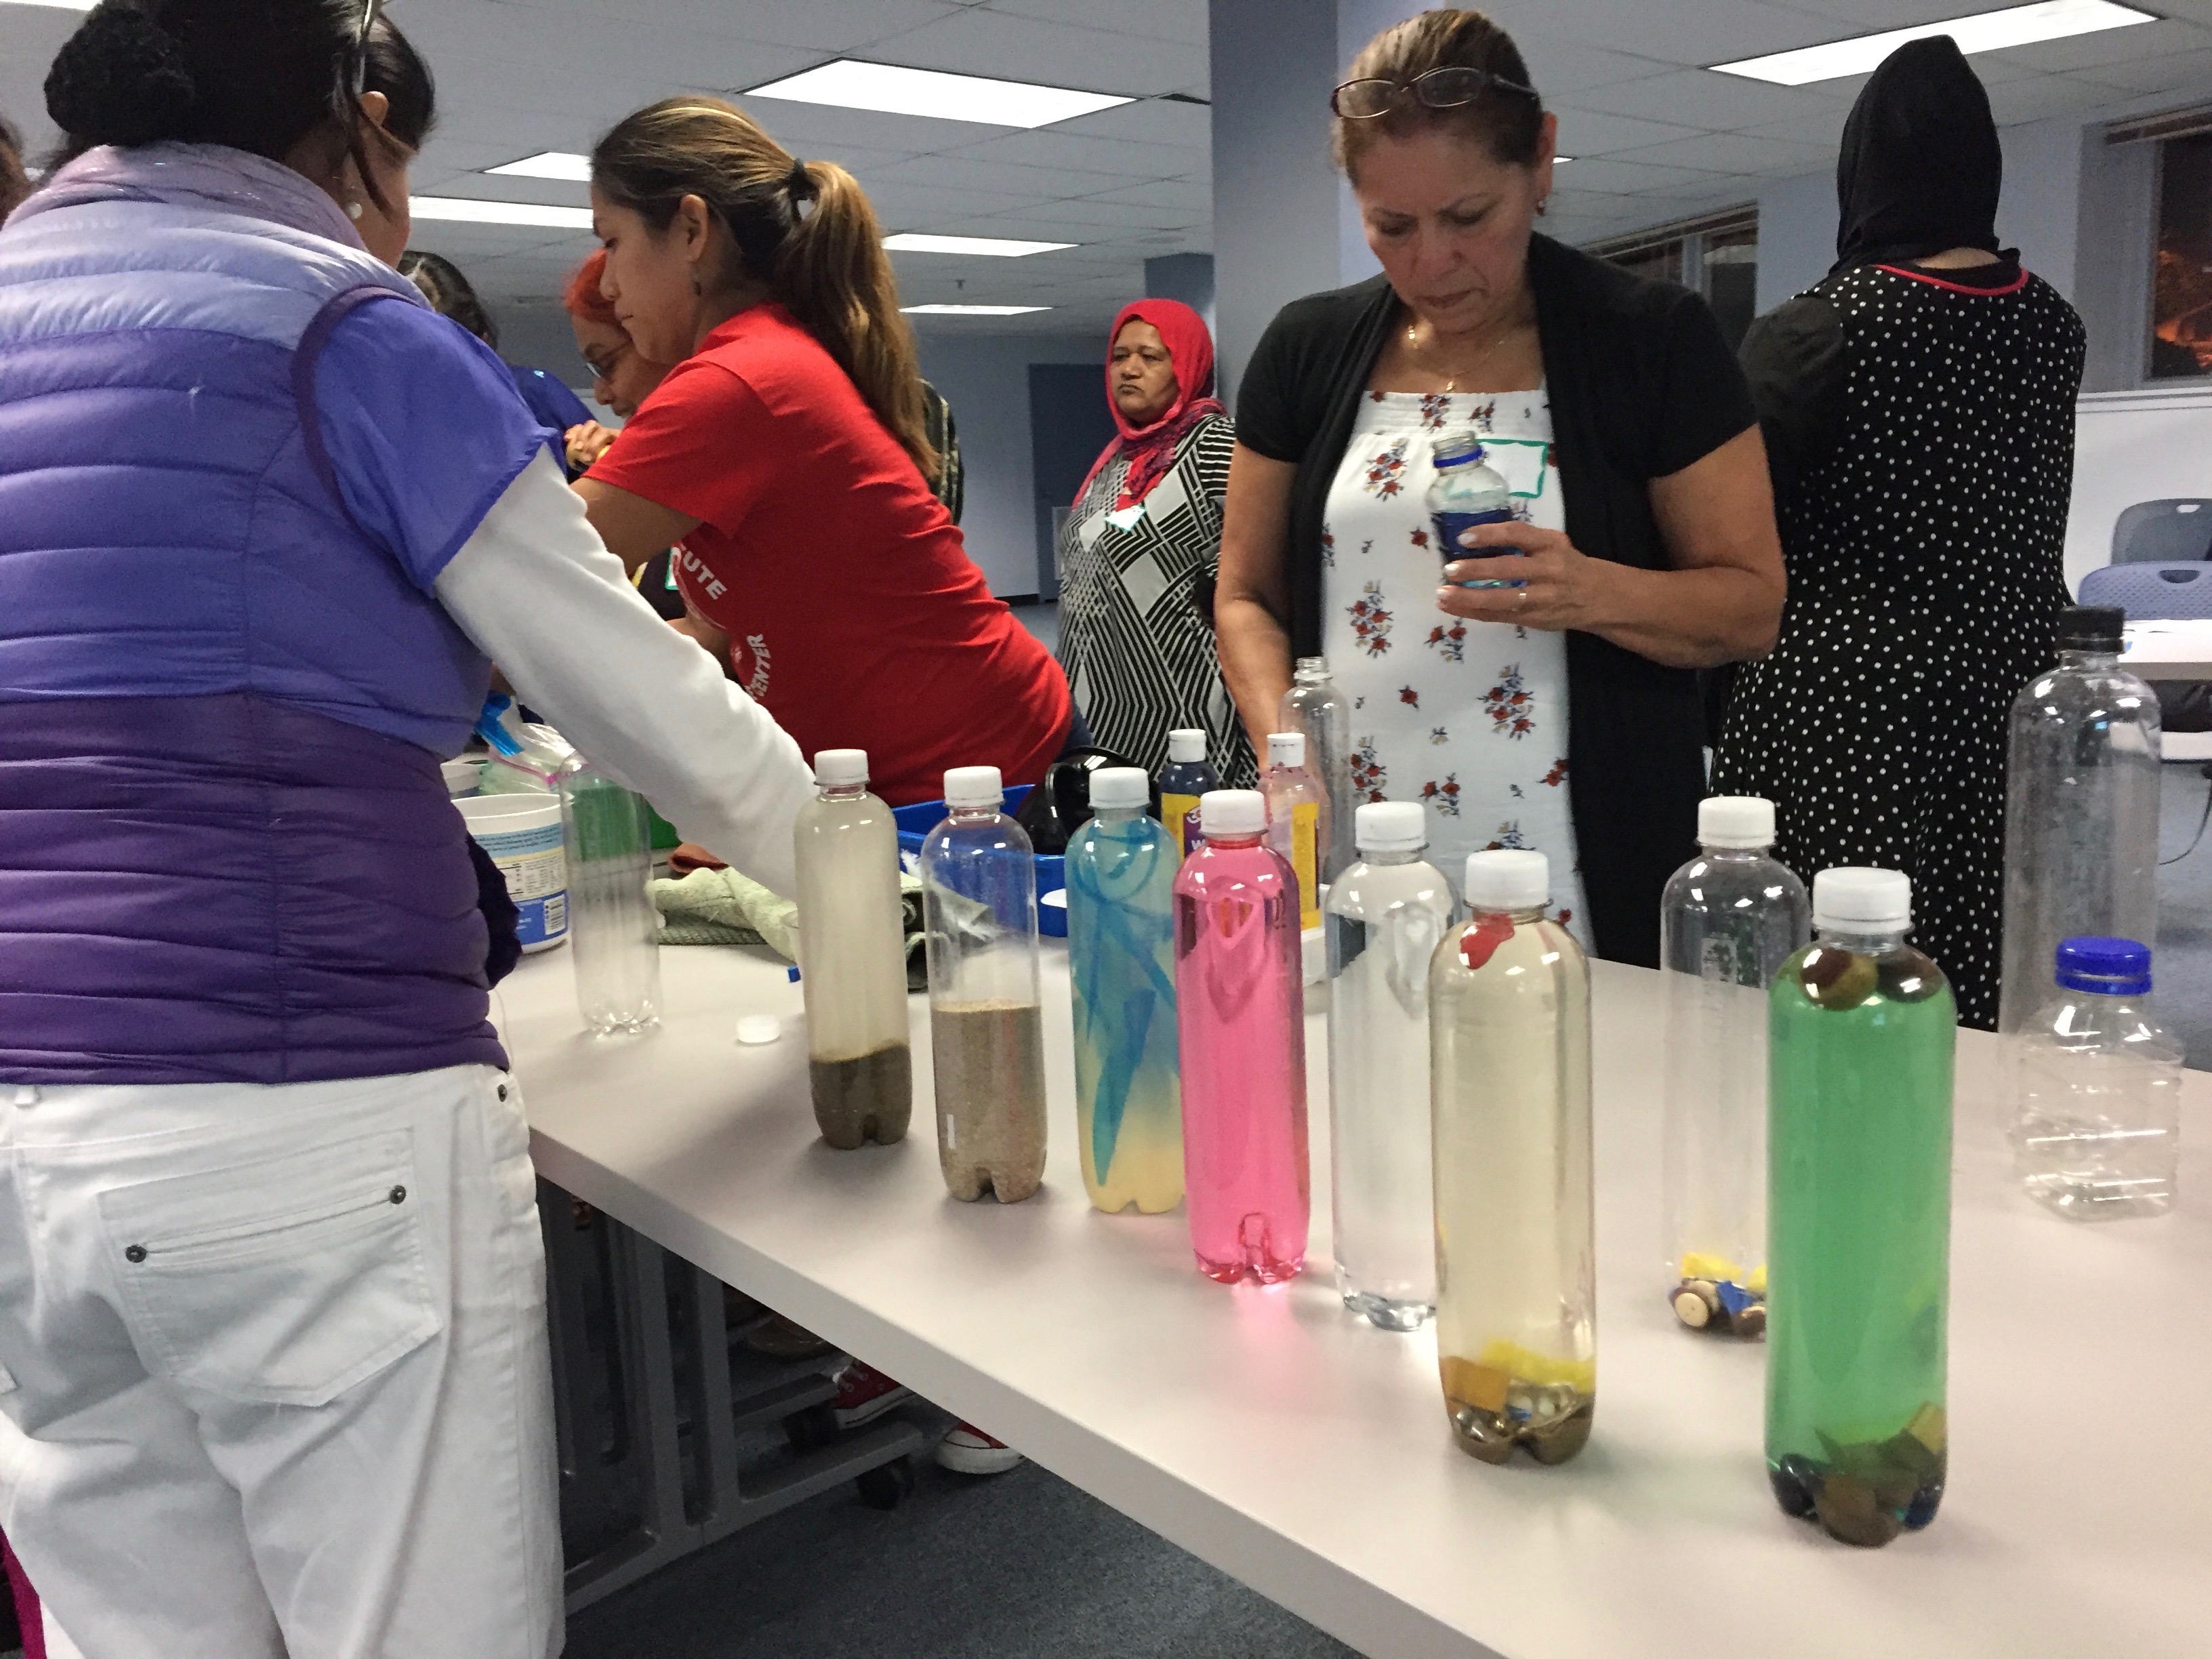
top-left (1217, 8), bottom-right (1785, 967)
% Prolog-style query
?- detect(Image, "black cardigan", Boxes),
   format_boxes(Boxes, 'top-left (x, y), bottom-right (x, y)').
top-left (1235, 234), bottom-right (1757, 967)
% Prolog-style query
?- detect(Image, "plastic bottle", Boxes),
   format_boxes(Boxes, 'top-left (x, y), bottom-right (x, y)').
top-left (1066, 766), bottom-right (1184, 1215)
top-left (1427, 428), bottom-right (1521, 589)
top-left (1261, 731), bottom-right (1327, 937)
top-left (1277, 657), bottom-right (1355, 882)
top-left (793, 748), bottom-right (911, 1150)
top-left (560, 758), bottom-right (661, 1035)
top-left (1429, 850), bottom-right (1593, 1465)
top-left (1172, 789), bottom-right (1309, 1283)
top-left (1156, 728), bottom-right (1221, 865)
top-left (1998, 605), bottom-right (2160, 1040)
top-left (1659, 796), bottom-right (1810, 1338)
top-left (1767, 868), bottom-right (1954, 1548)
top-left (1325, 802), bottom-right (1454, 1330)
top-left (2011, 936), bottom-right (2181, 1219)
top-left (920, 766), bottom-right (1047, 1203)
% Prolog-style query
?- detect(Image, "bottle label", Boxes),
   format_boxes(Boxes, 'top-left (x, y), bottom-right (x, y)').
top-left (1433, 508), bottom-right (1525, 589)
top-left (1162, 792), bottom-right (1200, 861)
top-left (1292, 801), bottom-right (1319, 930)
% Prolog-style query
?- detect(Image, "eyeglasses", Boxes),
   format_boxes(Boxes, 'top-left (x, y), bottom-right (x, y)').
top-left (1330, 66), bottom-right (1538, 121)
top-left (350, 0), bottom-right (384, 96)
top-left (583, 340), bottom-right (632, 383)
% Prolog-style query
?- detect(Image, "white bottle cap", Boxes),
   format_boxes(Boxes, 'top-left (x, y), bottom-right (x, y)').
top-left (1356, 801), bottom-right (1427, 853)
top-left (814, 748), bottom-right (867, 787)
top-left (1267, 731), bottom-right (1306, 768)
top-left (1698, 795), bottom-right (1774, 848)
top-left (943, 765), bottom-right (1004, 808)
top-left (1167, 729), bottom-right (1207, 763)
top-left (1090, 766), bottom-right (1149, 809)
top-left (1813, 867), bottom-right (1910, 931)
top-left (1200, 788), bottom-right (1265, 837)
top-left (1464, 848), bottom-right (1548, 912)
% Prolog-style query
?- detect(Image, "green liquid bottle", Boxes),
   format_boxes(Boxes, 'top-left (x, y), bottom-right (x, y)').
top-left (1767, 867), bottom-right (1954, 1548)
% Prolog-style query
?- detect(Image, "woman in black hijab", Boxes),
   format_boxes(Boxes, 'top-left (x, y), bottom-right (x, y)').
top-left (1712, 36), bottom-right (2085, 1029)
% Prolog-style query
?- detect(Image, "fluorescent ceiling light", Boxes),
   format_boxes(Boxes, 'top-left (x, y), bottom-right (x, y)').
top-left (1, 1), bottom-right (96, 9)
top-left (884, 232), bottom-right (1074, 257)
top-left (1712, 0), bottom-right (2155, 85)
top-left (903, 304), bottom-right (1052, 315)
top-left (487, 152), bottom-right (592, 182)
top-left (409, 197), bottom-right (595, 230)
top-left (747, 60), bottom-right (1132, 129)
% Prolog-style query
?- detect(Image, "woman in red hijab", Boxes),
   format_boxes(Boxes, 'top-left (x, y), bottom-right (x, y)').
top-left (1056, 299), bottom-right (1252, 783)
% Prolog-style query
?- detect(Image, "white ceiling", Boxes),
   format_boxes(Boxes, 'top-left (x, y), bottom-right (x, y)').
top-left (5, 0), bottom-right (2212, 337)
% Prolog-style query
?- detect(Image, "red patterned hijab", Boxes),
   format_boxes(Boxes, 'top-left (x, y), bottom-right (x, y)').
top-left (1076, 299), bottom-right (1227, 512)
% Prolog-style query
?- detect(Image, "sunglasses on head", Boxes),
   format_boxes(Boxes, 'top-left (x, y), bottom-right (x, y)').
top-left (1330, 66), bottom-right (1539, 121)
top-left (350, 0), bottom-right (384, 96)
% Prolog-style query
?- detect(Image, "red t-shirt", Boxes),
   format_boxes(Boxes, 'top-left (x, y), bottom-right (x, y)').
top-left (590, 304), bottom-right (1070, 806)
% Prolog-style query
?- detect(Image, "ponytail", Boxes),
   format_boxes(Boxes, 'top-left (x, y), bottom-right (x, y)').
top-left (591, 98), bottom-right (937, 479)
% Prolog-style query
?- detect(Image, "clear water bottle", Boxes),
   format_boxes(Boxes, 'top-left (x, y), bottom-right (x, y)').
top-left (1767, 869), bottom-right (1954, 1548)
top-left (560, 758), bottom-right (662, 1035)
top-left (1155, 727), bottom-right (1220, 864)
top-left (2011, 936), bottom-right (2180, 1220)
top-left (1261, 731), bottom-right (1328, 979)
top-left (1172, 789), bottom-right (1309, 1284)
top-left (793, 748), bottom-right (911, 1150)
top-left (1427, 428), bottom-right (1520, 589)
top-left (1660, 796), bottom-right (1809, 1339)
top-left (1065, 766), bottom-right (1183, 1215)
top-left (1326, 802), bottom-right (1454, 1330)
top-left (1999, 605), bottom-right (2160, 1039)
top-left (920, 766), bottom-right (1048, 1204)
top-left (1429, 849), bottom-right (1594, 1465)
top-left (1278, 657), bottom-right (1355, 882)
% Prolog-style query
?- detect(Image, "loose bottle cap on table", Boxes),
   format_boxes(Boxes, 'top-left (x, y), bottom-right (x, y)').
top-left (1356, 801), bottom-right (1427, 853)
top-left (1200, 789), bottom-right (1265, 836)
top-left (943, 765), bottom-right (1004, 808)
top-left (1090, 766), bottom-right (1149, 810)
top-left (814, 748), bottom-right (868, 787)
top-left (1813, 867), bottom-right (1910, 930)
top-left (1464, 848), bottom-right (1548, 911)
top-left (1167, 728), bottom-right (1207, 763)
top-left (2056, 605), bottom-right (2124, 652)
top-left (2056, 935), bottom-right (2153, 996)
top-left (1267, 731), bottom-right (1307, 768)
top-left (1698, 795), bottom-right (1774, 848)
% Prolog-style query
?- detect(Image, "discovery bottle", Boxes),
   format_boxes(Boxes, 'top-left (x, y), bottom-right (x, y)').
top-left (560, 757), bottom-right (661, 1036)
top-left (1278, 657), bottom-right (1355, 882)
top-left (1260, 731), bottom-right (1327, 935)
top-left (1155, 727), bottom-right (1221, 863)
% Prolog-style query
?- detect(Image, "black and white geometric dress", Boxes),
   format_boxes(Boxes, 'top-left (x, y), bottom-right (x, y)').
top-left (1714, 258), bottom-right (2086, 1029)
top-left (1057, 413), bottom-right (1254, 785)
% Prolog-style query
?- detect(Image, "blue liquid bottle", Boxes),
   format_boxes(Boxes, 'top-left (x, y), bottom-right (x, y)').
top-left (1427, 428), bottom-right (1520, 589)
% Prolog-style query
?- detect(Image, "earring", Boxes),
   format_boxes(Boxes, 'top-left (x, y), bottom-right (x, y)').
top-left (1536, 197), bottom-right (1549, 216)
top-left (347, 200), bottom-right (365, 220)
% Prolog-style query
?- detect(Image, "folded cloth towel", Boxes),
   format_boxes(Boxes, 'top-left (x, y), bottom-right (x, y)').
top-left (650, 865), bottom-right (799, 960)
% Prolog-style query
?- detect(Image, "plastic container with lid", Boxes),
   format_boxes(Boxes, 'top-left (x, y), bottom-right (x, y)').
top-left (457, 792), bottom-right (567, 953)
top-left (1427, 428), bottom-right (1520, 589)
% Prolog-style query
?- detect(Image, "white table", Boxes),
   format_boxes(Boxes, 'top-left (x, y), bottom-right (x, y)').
top-left (2124, 619), bottom-right (2212, 682)
top-left (505, 945), bottom-right (2209, 1659)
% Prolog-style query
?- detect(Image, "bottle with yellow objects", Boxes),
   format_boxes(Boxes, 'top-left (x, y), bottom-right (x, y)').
top-left (1429, 849), bottom-right (1594, 1465)
top-left (1155, 729), bottom-right (1220, 863)
top-left (1261, 731), bottom-right (1328, 979)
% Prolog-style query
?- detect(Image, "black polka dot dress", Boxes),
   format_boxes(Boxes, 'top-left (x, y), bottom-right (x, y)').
top-left (1714, 260), bottom-right (2086, 1029)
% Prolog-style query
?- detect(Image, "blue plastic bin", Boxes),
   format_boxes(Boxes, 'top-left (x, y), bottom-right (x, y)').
top-left (893, 784), bottom-right (1068, 939)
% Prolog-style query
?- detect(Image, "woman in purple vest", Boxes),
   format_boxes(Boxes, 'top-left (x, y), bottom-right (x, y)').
top-left (0, 3), bottom-right (814, 1655)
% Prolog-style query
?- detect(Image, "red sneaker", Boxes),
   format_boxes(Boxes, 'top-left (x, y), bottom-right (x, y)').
top-left (830, 1361), bottom-right (913, 1429)
top-left (935, 1422), bottom-right (1022, 1475)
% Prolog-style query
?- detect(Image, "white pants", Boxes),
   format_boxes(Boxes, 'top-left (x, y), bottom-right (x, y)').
top-left (0, 1065), bottom-right (562, 1659)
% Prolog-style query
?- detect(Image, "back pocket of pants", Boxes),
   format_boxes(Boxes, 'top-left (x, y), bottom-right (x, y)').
top-left (97, 1128), bottom-right (443, 1408)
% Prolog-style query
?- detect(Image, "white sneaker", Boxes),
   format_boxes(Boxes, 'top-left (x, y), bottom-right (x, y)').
top-left (935, 1422), bottom-right (1022, 1475)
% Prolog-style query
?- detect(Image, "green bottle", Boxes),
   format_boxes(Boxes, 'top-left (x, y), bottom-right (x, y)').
top-left (1767, 867), bottom-right (1954, 1549)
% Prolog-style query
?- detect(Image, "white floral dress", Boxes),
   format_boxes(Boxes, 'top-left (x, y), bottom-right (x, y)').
top-left (1320, 388), bottom-right (1590, 945)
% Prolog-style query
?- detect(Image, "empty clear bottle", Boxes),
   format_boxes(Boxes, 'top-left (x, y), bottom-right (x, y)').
top-left (1999, 605), bottom-right (2160, 1040)
top-left (1172, 789), bottom-right (1309, 1284)
top-left (560, 758), bottom-right (662, 1036)
top-left (1767, 869), bottom-right (1954, 1549)
top-left (1427, 428), bottom-right (1521, 588)
top-left (1326, 802), bottom-right (1454, 1330)
top-left (1066, 766), bottom-right (1183, 1215)
top-left (1155, 728), bottom-right (1220, 863)
top-left (1660, 796), bottom-right (1809, 1338)
top-left (921, 766), bottom-right (1047, 1204)
top-left (1261, 731), bottom-right (1327, 941)
top-left (1430, 850), bottom-right (1593, 1465)
top-left (2011, 936), bottom-right (2180, 1220)
top-left (794, 748), bottom-right (911, 1149)
top-left (1278, 657), bottom-right (1355, 882)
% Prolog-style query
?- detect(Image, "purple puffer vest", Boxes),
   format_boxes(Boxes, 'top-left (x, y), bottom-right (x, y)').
top-left (0, 146), bottom-right (504, 1085)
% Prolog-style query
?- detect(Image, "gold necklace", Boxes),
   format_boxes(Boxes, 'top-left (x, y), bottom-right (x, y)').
top-left (1405, 310), bottom-right (1525, 394)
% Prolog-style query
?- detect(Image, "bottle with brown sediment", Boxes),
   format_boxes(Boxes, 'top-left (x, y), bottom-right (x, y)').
top-left (793, 749), bottom-right (912, 1149)
top-left (921, 766), bottom-right (1048, 1202)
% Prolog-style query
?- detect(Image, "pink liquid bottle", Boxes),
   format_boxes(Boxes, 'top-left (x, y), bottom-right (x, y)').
top-left (1172, 788), bottom-right (1311, 1283)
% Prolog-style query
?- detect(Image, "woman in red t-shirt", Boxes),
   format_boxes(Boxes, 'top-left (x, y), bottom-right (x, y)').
top-left (571, 98), bottom-right (1071, 806)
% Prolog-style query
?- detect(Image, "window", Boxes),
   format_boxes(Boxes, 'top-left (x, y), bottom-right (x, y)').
top-left (1587, 207), bottom-right (1761, 352)
top-left (2151, 131), bottom-right (2212, 380)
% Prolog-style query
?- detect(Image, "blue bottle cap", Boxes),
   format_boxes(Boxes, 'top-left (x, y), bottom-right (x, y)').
top-left (1433, 430), bottom-right (1486, 468)
top-left (2054, 936), bottom-right (2151, 996)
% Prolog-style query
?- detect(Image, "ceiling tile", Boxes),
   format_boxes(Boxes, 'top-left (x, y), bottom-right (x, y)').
top-left (985, 0), bottom-right (1208, 46)
top-left (2007, 17), bottom-right (2212, 76)
top-left (1545, 107), bottom-right (1711, 155)
top-left (869, 6), bottom-right (1200, 96)
top-left (1512, 35), bottom-right (1684, 96)
top-left (554, 0), bottom-right (967, 52)
top-left (1611, 129), bottom-right (1832, 176)
top-left (1571, 66), bottom-right (1852, 130)
top-left (1023, 197), bottom-right (1207, 229)
top-left (1074, 178), bottom-right (1212, 211)
top-left (1982, 70), bottom-right (2137, 125)
top-left (1486, 0), bottom-right (1845, 68)
top-left (1049, 98), bottom-right (1212, 148)
top-left (869, 153), bottom-right (1097, 198)
top-left (952, 127), bottom-right (1198, 178)
top-left (2081, 45), bottom-right (2212, 94)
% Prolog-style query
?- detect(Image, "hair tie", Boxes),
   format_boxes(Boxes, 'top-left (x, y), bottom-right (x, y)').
top-left (784, 157), bottom-right (817, 216)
